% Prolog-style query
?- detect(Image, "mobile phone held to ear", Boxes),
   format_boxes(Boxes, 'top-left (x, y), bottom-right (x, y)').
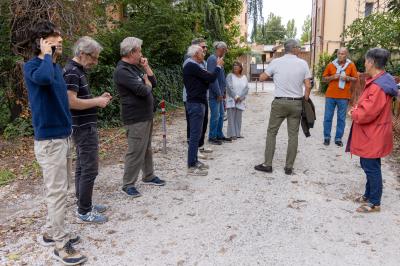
top-left (35, 38), bottom-right (56, 56)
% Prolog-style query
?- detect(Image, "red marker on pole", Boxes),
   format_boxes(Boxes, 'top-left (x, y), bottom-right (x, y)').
top-left (160, 99), bottom-right (167, 154)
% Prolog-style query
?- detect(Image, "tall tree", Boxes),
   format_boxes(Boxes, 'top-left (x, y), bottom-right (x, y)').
top-left (248, 0), bottom-right (263, 42)
top-left (300, 15), bottom-right (311, 44)
top-left (285, 19), bottom-right (297, 39)
top-left (388, 0), bottom-right (400, 14)
top-left (254, 13), bottom-right (286, 44)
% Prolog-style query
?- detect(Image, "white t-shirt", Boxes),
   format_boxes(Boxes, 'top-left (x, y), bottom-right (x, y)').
top-left (265, 54), bottom-right (311, 98)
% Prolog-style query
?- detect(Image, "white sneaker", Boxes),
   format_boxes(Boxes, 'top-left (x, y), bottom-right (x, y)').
top-left (199, 146), bottom-right (213, 153)
top-left (187, 166), bottom-right (208, 176)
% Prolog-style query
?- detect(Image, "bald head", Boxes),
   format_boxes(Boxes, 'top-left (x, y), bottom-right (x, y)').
top-left (337, 47), bottom-right (348, 63)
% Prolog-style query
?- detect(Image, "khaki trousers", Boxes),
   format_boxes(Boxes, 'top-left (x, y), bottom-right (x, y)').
top-left (264, 99), bottom-right (302, 169)
top-left (34, 137), bottom-right (72, 248)
top-left (123, 120), bottom-right (154, 189)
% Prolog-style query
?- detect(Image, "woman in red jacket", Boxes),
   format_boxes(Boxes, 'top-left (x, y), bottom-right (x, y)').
top-left (347, 48), bottom-right (399, 213)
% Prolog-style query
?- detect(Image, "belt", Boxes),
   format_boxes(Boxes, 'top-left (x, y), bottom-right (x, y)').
top-left (275, 97), bottom-right (303, 101)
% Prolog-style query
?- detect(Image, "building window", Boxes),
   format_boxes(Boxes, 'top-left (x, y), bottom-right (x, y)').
top-left (365, 2), bottom-right (373, 16)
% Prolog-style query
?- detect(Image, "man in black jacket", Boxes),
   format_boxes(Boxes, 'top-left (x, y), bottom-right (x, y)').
top-left (114, 37), bottom-right (165, 197)
top-left (183, 45), bottom-right (223, 176)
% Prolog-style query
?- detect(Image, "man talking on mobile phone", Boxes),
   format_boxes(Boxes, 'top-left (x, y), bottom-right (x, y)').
top-left (23, 20), bottom-right (87, 265)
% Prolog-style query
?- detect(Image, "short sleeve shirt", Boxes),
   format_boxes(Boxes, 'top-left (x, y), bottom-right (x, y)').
top-left (323, 62), bottom-right (358, 99)
top-left (63, 60), bottom-right (97, 128)
top-left (265, 54), bottom-right (311, 98)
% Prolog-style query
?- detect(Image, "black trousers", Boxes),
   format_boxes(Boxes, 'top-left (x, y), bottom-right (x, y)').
top-left (72, 125), bottom-right (99, 215)
top-left (185, 102), bottom-right (208, 148)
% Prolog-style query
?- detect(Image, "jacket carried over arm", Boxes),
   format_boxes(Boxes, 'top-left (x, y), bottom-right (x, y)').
top-left (301, 98), bottom-right (316, 137)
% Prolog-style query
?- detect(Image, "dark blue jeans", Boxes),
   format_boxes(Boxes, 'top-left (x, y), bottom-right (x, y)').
top-left (209, 98), bottom-right (225, 139)
top-left (187, 102), bottom-right (205, 167)
top-left (72, 125), bottom-right (99, 215)
top-left (323, 97), bottom-right (348, 141)
top-left (360, 157), bottom-right (382, 206)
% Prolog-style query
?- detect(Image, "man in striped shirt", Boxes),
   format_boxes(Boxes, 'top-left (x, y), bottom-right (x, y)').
top-left (64, 36), bottom-right (112, 224)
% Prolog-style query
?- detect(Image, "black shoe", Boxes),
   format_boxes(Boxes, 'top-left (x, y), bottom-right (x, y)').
top-left (142, 176), bottom-right (166, 186)
top-left (335, 140), bottom-right (343, 147)
top-left (284, 167), bottom-right (293, 175)
top-left (217, 137), bottom-right (233, 142)
top-left (323, 139), bottom-right (330, 146)
top-left (209, 138), bottom-right (222, 145)
top-left (122, 187), bottom-right (142, 198)
top-left (254, 164), bottom-right (273, 173)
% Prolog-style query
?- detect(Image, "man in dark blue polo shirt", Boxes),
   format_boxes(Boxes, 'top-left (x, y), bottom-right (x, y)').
top-left (183, 45), bottom-right (223, 176)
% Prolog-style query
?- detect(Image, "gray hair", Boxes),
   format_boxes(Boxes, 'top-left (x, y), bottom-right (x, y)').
top-left (187, 45), bottom-right (202, 57)
top-left (213, 41), bottom-right (227, 50)
top-left (365, 48), bottom-right (390, 69)
top-left (120, 37), bottom-right (143, 57)
top-left (73, 36), bottom-right (103, 57)
top-left (337, 47), bottom-right (348, 54)
top-left (191, 38), bottom-right (206, 45)
top-left (284, 39), bottom-right (301, 53)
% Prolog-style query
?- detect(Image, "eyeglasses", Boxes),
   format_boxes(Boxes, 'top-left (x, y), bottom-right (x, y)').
top-left (200, 46), bottom-right (208, 49)
top-left (84, 53), bottom-right (99, 61)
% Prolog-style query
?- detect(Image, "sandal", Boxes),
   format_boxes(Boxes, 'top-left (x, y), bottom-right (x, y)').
top-left (354, 195), bottom-right (369, 204)
top-left (356, 203), bottom-right (381, 213)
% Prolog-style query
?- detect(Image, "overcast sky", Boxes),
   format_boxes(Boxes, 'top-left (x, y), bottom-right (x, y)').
top-left (260, 0), bottom-right (312, 38)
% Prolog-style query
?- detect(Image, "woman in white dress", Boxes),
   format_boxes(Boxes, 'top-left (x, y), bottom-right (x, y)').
top-left (225, 61), bottom-right (249, 139)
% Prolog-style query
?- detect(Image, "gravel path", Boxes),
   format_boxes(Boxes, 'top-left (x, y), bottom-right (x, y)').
top-left (1, 82), bottom-right (400, 266)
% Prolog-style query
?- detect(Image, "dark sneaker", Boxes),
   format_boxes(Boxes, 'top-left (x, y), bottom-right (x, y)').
top-left (217, 137), bottom-right (233, 142)
top-left (335, 140), bottom-right (343, 147)
top-left (284, 167), bottom-right (293, 175)
top-left (142, 176), bottom-right (166, 186)
top-left (78, 211), bottom-right (108, 224)
top-left (93, 204), bottom-right (107, 213)
top-left (40, 234), bottom-right (81, 247)
top-left (122, 187), bottom-right (142, 198)
top-left (52, 242), bottom-right (87, 265)
top-left (254, 164), bottom-right (273, 173)
top-left (209, 138), bottom-right (222, 145)
top-left (323, 139), bottom-right (330, 146)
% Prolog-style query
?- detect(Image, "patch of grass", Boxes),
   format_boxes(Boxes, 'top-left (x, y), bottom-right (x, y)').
top-left (0, 169), bottom-right (16, 186)
top-left (22, 160), bottom-right (41, 178)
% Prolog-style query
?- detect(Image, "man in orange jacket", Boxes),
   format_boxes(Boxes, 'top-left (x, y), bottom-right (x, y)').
top-left (322, 48), bottom-right (358, 147)
top-left (347, 48), bottom-right (398, 213)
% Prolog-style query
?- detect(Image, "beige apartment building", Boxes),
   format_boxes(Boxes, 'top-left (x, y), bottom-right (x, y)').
top-left (311, 0), bottom-right (389, 71)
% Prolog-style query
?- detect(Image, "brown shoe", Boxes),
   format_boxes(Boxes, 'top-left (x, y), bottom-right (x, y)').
top-left (356, 203), bottom-right (381, 213)
top-left (53, 242), bottom-right (87, 265)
